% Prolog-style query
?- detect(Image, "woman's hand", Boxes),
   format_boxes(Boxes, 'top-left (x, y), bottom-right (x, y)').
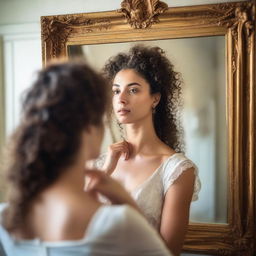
top-left (102, 140), bottom-right (132, 175)
top-left (84, 169), bottom-right (140, 212)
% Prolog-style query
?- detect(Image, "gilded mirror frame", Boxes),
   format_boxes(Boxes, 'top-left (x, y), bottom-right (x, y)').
top-left (41, 1), bottom-right (256, 255)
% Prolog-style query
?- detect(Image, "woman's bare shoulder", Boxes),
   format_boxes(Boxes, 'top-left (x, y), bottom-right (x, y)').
top-left (47, 192), bottom-right (102, 240)
top-left (26, 191), bottom-right (101, 241)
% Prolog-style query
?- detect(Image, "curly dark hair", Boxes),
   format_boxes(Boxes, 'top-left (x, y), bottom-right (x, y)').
top-left (103, 44), bottom-right (184, 152)
top-left (3, 60), bottom-right (109, 231)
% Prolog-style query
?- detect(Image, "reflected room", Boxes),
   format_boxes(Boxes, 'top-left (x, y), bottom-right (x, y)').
top-left (69, 36), bottom-right (228, 224)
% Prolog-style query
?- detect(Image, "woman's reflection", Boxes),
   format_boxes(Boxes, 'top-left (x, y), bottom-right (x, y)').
top-left (94, 45), bottom-right (201, 255)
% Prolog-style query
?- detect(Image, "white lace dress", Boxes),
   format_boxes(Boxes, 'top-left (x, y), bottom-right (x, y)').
top-left (95, 153), bottom-right (201, 230)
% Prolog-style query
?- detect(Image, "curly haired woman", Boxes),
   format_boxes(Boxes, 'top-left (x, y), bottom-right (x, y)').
top-left (97, 45), bottom-right (201, 256)
top-left (0, 60), bottom-right (172, 256)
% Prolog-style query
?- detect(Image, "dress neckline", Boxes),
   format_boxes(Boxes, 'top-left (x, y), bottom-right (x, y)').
top-left (131, 153), bottom-right (180, 195)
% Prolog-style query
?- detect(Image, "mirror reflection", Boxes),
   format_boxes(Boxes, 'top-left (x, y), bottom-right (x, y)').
top-left (69, 35), bottom-right (227, 224)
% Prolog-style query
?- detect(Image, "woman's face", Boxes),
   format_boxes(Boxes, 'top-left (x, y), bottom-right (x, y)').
top-left (112, 69), bottom-right (159, 124)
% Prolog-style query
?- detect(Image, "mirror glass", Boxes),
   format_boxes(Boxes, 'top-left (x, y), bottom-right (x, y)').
top-left (68, 35), bottom-right (227, 224)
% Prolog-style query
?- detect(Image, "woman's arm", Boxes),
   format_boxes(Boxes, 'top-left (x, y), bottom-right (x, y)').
top-left (160, 167), bottom-right (195, 256)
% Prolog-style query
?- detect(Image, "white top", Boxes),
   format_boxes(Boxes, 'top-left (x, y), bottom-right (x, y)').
top-left (0, 203), bottom-right (172, 256)
top-left (95, 153), bottom-right (201, 230)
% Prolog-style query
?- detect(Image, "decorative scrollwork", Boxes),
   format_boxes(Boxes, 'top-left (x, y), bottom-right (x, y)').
top-left (41, 17), bottom-right (73, 57)
top-left (220, 226), bottom-right (256, 255)
top-left (216, 3), bottom-right (254, 35)
top-left (217, 249), bottom-right (233, 256)
top-left (205, 3), bottom-right (255, 79)
top-left (41, 16), bottom-right (111, 58)
top-left (118, 0), bottom-right (168, 28)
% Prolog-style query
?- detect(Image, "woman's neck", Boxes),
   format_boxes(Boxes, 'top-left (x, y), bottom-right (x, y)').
top-left (53, 146), bottom-right (90, 193)
top-left (57, 162), bottom-right (85, 192)
top-left (125, 118), bottom-right (162, 156)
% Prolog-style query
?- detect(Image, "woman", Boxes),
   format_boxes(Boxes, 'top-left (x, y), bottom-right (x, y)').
top-left (0, 60), bottom-right (171, 256)
top-left (99, 45), bottom-right (201, 256)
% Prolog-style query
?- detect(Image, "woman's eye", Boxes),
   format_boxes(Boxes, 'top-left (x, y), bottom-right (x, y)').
top-left (129, 88), bottom-right (138, 94)
top-left (112, 89), bottom-right (120, 95)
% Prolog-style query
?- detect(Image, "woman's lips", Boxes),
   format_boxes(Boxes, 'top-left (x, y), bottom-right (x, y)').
top-left (118, 109), bottom-right (130, 115)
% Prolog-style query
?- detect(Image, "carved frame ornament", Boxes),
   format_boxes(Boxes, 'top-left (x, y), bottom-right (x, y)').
top-left (41, 1), bottom-right (255, 255)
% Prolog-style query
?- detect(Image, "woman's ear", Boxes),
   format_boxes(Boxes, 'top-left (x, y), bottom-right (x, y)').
top-left (152, 93), bottom-right (161, 107)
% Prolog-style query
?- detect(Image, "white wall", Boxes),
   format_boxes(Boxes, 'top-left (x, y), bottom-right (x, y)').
top-left (2, 27), bottom-right (42, 137)
top-left (0, 36), bottom-right (4, 165)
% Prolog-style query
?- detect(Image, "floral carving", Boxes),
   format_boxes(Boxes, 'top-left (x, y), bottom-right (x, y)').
top-left (118, 0), bottom-right (168, 28)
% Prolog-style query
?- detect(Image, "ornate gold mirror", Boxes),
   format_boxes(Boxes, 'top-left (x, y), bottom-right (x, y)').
top-left (41, 1), bottom-right (255, 255)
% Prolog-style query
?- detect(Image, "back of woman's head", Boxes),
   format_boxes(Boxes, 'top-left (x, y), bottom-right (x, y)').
top-left (103, 44), bottom-right (184, 152)
top-left (3, 60), bottom-right (108, 231)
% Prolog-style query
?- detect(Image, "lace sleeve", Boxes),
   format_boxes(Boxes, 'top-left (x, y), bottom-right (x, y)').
top-left (163, 157), bottom-right (201, 201)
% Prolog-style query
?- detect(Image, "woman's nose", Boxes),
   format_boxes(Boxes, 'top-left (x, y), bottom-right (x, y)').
top-left (118, 91), bottom-right (128, 104)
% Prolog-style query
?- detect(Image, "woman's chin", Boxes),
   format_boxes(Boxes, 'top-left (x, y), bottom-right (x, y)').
top-left (117, 118), bottom-right (132, 124)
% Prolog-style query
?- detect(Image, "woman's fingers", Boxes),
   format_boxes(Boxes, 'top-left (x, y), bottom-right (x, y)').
top-left (84, 170), bottom-right (113, 201)
top-left (85, 170), bottom-right (105, 181)
top-left (85, 169), bottom-right (119, 192)
top-left (84, 169), bottom-right (140, 211)
top-left (109, 140), bottom-right (131, 160)
top-left (102, 140), bottom-right (132, 174)
top-left (84, 170), bottom-right (104, 190)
